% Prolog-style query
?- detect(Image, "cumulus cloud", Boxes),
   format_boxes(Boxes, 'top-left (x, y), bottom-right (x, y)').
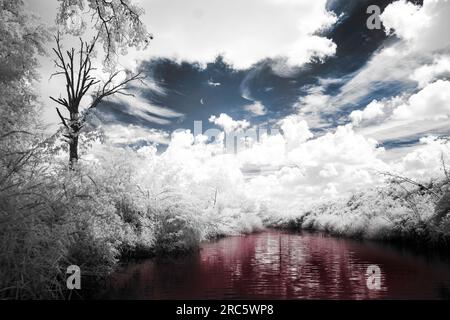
top-left (162, 130), bottom-right (244, 186)
top-left (137, 0), bottom-right (338, 69)
top-left (350, 100), bottom-right (385, 126)
top-left (209, 113), bottom-right (250, 132)
top-left (117, 112), bottom-right (449, 212)
top-left (244, 101), bottom-right (267, 116)
top-left (241, 124), bottom-right (389, 206)
top-left (381, 0), bottom-right (450, 53)
top-left (237, 133), bottom-right (286, 167)
top-left (279, 115), bottom-right (313, 150)
top-left (192, 113), bottom-right (403, 208)
top-left (392, 80), bottom-right (450, 121)
top-left (381, 0), bottom-right (431, 42)
top-left (187, 113), bottom-right (389, 204)
top-left (398, 136), bottom-right (450, 180)
top-left (102, 124), bottom-right (170, 145)
top-left (411, 56), bottom-right (450, 88)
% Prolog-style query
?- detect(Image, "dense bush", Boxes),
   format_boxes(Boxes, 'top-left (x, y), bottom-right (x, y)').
top-left (272, 175), bottom-right (450, 244)
top-left (0, 140), bottom-right (266, 299)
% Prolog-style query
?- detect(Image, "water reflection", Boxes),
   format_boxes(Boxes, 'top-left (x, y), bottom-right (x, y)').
top-left (98, 230), bottom-right (450, 299)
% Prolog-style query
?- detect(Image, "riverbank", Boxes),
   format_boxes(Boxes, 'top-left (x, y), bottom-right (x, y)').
top-left (269, 177), bottom-right (450, 248)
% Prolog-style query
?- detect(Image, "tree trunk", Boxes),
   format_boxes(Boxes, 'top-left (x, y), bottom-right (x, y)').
top-left (69, 135), bottom-right (78, 168)
top-left (69, 112), bottom-right (80, 168)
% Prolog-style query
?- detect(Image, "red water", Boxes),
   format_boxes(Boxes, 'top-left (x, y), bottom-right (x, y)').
top-left (100, 230), bottom-right (450, 299)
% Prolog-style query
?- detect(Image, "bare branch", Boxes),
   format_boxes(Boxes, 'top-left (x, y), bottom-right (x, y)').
top-left (88, 72), bottom-right (145, 111)
top-left (55, 108), bottom-right (69, 129)
top-left (378, 171), bottom-right (440, 199)
top-left (441, 153), bottom-right (450, 183)
top-left (0, 131), bottom-right (33, 141)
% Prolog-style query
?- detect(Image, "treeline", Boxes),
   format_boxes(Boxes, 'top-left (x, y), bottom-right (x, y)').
top-left (271, 172), bottom-right (450, 245)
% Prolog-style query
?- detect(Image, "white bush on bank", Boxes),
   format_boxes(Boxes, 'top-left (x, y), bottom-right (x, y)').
top-left (272, 178), bottom-right (449, 242)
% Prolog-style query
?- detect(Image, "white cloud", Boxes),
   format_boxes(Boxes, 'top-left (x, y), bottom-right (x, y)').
top-left (241, 124), bottom-right (449, 208)
top-left (117, 113), bottom-right (449, 212)
top-left (207, 79), bottom-right (221, 87)
top-left (332, 0), bottom-right (450, 111)
top-left (102, 124), bottom-right (170, 145)
top-left (381, 0), bottom-right (431, 42)
top-left (244, 101), bottom-right (267, 116)
top-left (392, 80), bottom-right (450, 121)
top-left (326, 0), bottom-right (450, 146)
top-left (285, 35), bottom-right (337, 67)
top-left (138, 0), bottom-right (337, 69)
top-left (293, 85), bottom-right (332, 129)
top-left (381, 0), bottom-right (450, 53)
top-left (237, 133), bottom-right (286, 167)
top-left (209, 113), bottom-right (250, 132)
top-left (129, 78), bottom-right (168, 96)
top-left (350, 100), bottom-right (385, 126)
top-left (332, 44), bottom-right (416, 110)
top-left (111, 94), bottom-right (184, 125)
top-left (279, 115), bottom-right (313, 150)
top-left (356, 117), bottom-right (450, 144)
top-left (398, 136), bottom-right (450, 180)
top-left (295, 86), bottom-right (331, 113)
top-left (411, 56), bottom-right (450, 88)
top-left (243, 124), bottom-right (389, 205)
top-left (352, 81), bottom-right (450, 143)
top-left (319, 163), bottom-right (339, 178)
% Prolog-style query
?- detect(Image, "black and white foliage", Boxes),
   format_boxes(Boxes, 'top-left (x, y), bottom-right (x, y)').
top-left (1, 0), bottom-right (450, 300)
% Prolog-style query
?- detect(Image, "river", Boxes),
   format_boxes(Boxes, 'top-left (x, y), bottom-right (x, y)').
top-left (96, 230), bottom-right (450, 299)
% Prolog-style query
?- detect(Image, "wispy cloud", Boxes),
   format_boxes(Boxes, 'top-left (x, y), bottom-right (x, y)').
top-left (111, 94), bottom-right (184, 125)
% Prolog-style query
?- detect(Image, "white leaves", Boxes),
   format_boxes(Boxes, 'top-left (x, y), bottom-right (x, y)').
top-left (56, 0), bottom-right (152, 70)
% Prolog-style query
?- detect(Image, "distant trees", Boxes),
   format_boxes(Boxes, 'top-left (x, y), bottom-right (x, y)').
top-left (51, 0), bottom-right (152, 166)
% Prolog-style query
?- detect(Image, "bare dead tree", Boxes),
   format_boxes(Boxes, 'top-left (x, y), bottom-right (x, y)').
top-left (50, 33), bottom-right (144, 167)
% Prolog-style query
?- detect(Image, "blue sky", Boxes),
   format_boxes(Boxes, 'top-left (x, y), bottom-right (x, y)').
top-left (28, 0), bottom-right (450, 151)
top-left (93, 0), bottom-right (402, 141)
top-left (73, 0), bottom-right (448, 152)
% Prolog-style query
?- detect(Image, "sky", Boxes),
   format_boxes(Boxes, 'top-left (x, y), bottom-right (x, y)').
top-left (25, 0), bottom-right (450, 208)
